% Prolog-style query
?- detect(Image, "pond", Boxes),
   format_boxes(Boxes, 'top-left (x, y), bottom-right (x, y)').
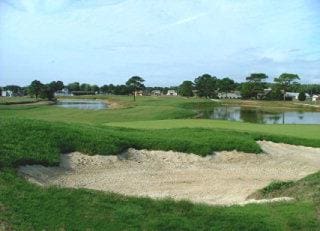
top-left (200, 106), bottom-right (320, 124)
top-left (56, 100), bottom-right (107, 110)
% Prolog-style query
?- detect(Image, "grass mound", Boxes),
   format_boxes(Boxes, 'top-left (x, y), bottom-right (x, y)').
top-left (1, 170), bottom-right (319, 230)
top-left (251, 172), bottom-right (320, 204)
top-left (0, 118), bottom-right (262, 168)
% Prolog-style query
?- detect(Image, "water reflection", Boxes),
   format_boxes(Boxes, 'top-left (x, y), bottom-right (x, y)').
top-left (203, 106), bottom-right (320, 124)
top-left (56, 100), bottom-right (107, 110)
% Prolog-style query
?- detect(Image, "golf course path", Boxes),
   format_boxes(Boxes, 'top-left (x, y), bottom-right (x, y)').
top-left (19, 141), bottom-right (320, 205)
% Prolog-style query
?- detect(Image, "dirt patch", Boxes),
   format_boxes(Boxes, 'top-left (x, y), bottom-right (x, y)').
top-left (19, 141), bottom-right (320, 205)
top-left (104, 100), bottom-right (124, 109)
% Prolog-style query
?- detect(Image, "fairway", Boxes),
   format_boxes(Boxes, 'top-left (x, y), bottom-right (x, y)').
top-left (106, 119), bottom-right (320, 140)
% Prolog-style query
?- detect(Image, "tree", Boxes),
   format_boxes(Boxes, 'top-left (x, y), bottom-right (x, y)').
top-left (80, 83), bottom-right (92, 92)
top-left (179, 81), bottom-right (194, 97)
top-left (40, 84), bottom-right (55, 100)
top-left (240, 82), bottom-right (255, 99)
top-left (126, 76), bottom-right (145, 101)
top-left (267, 84), bottom-right (283, 100)
top-left (91, 85), bottom-right (100, 93)
top-left (298, 92), bottom-right (306, 101)
top-left (218, 77), bottom-right (235, 97)
top-left (4, 85), bottom-right (22, 95)
top-left (49, 81), bottom-right (64, 92)
top-left (100, 85), bottom-right (109, 94)
top-left (28, 80), bottom-right (43, 99)
top-left (67, 82), bottom-right (80, 92)
top-left (194, 74), bottom-right (217, 98)
top-left (274, 73), bottom-right (300, 101)
top-left (243, 73), bottom-right (268, 99)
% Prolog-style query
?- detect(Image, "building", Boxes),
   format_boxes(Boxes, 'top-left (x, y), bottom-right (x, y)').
top-left (135, 90), bottom-right (144, 96)
top-left (312, 95), bottom-right (319, 102)
top-left (166, 90), bottom-right (178, 96)
top-left (218, 91), bottom-right (241, 99)
top-left (54, 88), bottom-right (73, 97)
top-left (1, 90), bottom-right (13, 97)
top-left (151, 90), bottom-right (161, 96)
top-left (285, 92), bottom-right (311, 100)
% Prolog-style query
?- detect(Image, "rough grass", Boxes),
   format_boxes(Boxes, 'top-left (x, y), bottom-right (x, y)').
top-left (0, 118), bottom-right (264, 168)
top-left (0, 97), bottom-right (40, 105)
top-left (252, 172), bottom-right (320, 204)
top-left (1, 170), bottom-right (319, 230)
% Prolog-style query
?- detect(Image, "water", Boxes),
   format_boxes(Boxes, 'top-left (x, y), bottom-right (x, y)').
top-left (201, 106), bottom-right (320, 124)
top-left (56, 100), bottom-right (107, 110)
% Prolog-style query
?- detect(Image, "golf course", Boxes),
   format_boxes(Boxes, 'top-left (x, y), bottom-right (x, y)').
top-left (1, 96), bottom-right (320, 230)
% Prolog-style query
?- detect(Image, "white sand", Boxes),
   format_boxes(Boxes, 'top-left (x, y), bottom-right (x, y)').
top-left (19, 141), bottom-right (320, 205)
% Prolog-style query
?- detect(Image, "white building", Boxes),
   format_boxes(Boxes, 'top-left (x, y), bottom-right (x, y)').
top-left (285, 92), bottom-right (310, 100)
top-left (218, 91), bottom-right (241, 99)
top-left (54, 88), bottom-right (73, 97)
top-left (166, 90), bottom-right (178, 96)
top-left (1, 90), bottom-right (13, 97)
top-left (151, 90), bottom-right (161, 96)
top-left (312, 95), bottom-right (319, 102)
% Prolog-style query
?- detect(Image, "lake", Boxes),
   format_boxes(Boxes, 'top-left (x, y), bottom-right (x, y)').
top-left (56, 100), bottom-right (107, 110)
top-left (201, 106), bottom-right (320, 124)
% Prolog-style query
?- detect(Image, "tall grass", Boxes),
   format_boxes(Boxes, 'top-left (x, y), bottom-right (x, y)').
top-left (0, 118), bottom-right (262, 168)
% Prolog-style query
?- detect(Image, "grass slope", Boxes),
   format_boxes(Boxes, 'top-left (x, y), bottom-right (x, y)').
top-left (1, 170), bottom-right (319, 230)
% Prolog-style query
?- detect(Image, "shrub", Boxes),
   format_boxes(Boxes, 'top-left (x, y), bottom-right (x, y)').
top-left (298, 92), bottom-right (306, 101)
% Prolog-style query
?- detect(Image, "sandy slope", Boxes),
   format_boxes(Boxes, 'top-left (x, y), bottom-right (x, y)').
top-left (19, 141), bottom-right (320, 205)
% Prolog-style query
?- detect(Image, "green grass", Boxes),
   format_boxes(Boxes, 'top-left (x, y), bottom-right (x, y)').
top-left (0, 118), bottom-right (265, 168)
top-left (106, 119), bottom-right (320, 141)
top-left (252, 171), bottom-right (320, 204)
top-left (0, 96), bottom-right (220, 124)
top-left (0, 96), bottom-right (39, 105)
top-left (1, 170), bottom-right (319, 230)
top-left (1, 96), bottom-right (320, 229)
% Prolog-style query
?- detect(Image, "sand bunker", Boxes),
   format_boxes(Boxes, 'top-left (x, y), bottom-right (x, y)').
top-left (19, 141), bottom-right (320, 205)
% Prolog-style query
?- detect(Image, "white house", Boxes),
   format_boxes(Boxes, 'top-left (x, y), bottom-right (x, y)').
top-left (312, 95), bottom-right (319, 102)
top-left (285, 92), bottom-right (310, 100)
top-left (167, 90), bottom-right (178, 96)
top-left (54, 88), bottom-right (73, 97)
top-left (1, 90), bottom-right (13, 97)
top-left (218, 91), bottom-right (241, 99)
top-left (151, 90), bottom-right (161, 96)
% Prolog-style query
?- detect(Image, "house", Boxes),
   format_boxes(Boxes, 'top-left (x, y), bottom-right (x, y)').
top-left (166, 90), bottom-right (178, 96)
top-left (1, 90), bottom-right (13, 97)
top-left (135, 90), bottom-right (144, 96)
top-left (218, 91), bottom-right (241, 99)
top-left (285, 92), bottom-right (311, 100)
top-left (54, 88), bottom-right (73, 97)
top-left (312, 95), bottom-right (319, 102)
top-left (151, 90), bottom-right (161, 96)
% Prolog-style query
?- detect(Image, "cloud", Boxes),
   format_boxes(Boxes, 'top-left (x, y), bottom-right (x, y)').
top-left (0, 0), bottom-right (320, 85)
top-left (148, 12), bottom-right (208, 34)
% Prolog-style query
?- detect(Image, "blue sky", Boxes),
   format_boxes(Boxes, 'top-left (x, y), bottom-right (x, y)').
top-left (1, 0), bottom-right (320, 86)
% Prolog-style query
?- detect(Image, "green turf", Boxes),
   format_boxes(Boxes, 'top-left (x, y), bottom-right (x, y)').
top-left (106, 119), bottom-right (320, 140)
top-left (0, 96), bottom-right (219, 124)
top-left (1, 170), bottom-right (319, 231)
top-left (1, 96), bottom-right (320, 230)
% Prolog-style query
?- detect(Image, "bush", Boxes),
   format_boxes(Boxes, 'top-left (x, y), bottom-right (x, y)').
top-left (298, 92), bottom-right (306, 101)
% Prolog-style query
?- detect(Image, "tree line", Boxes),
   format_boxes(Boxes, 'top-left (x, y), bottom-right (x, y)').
top-left (1, 73), bottom-right (320, 101)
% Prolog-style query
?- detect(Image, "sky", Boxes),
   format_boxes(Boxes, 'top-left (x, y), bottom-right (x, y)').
top-left (1, 0), bottom-right (320, 87)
